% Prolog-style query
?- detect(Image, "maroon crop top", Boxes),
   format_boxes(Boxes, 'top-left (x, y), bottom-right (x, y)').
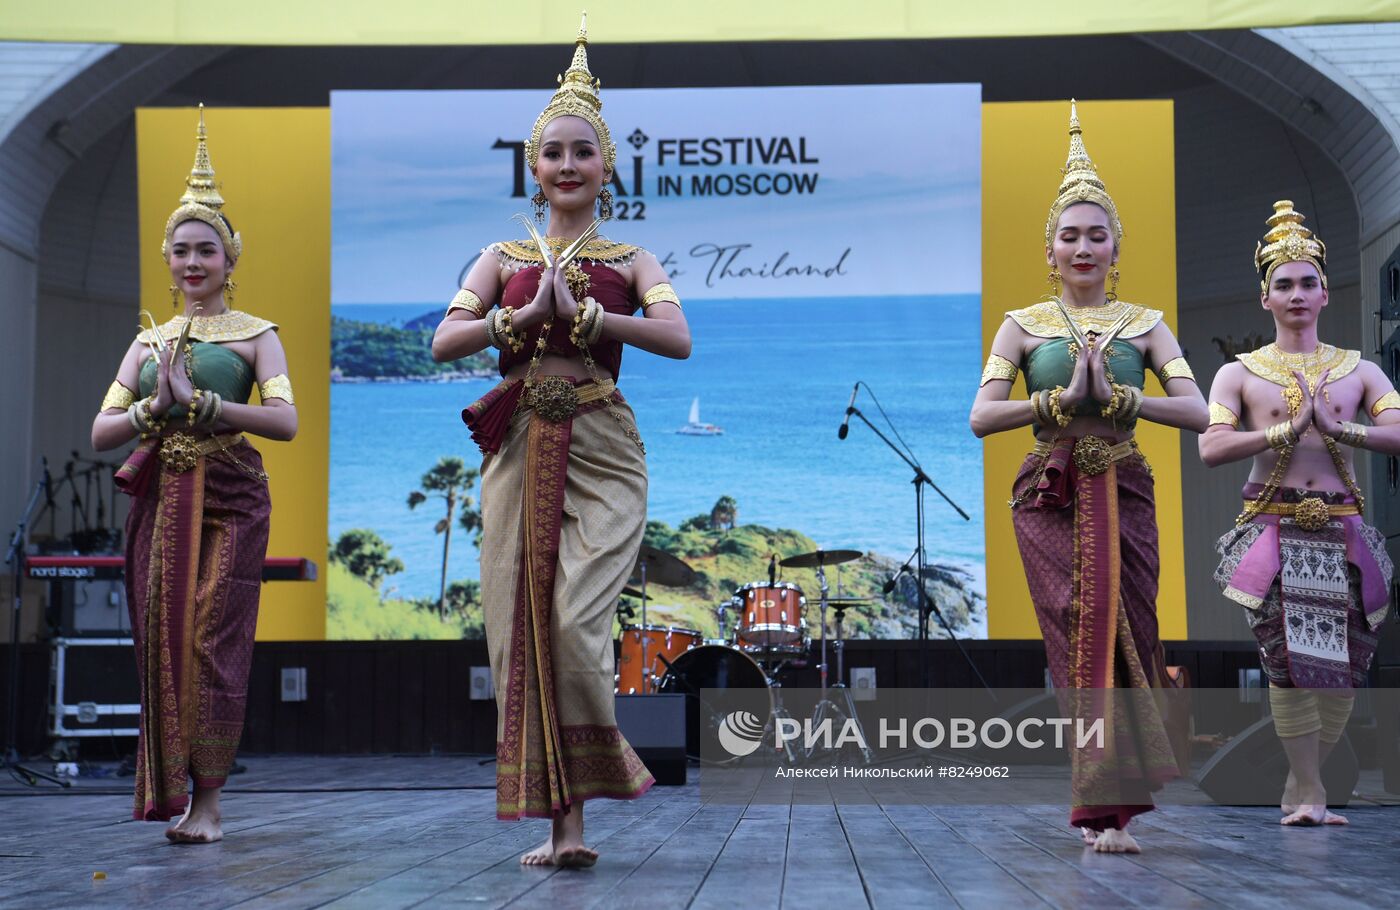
top-left (495, 262), bottom-right (636, 381)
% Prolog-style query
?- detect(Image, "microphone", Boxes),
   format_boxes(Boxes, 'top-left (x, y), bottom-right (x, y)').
top-left (837, 382), bottom-right (859, 439)
top-left (41, 457), bottom-right (55, 510)
top-left (883, 563), bottom-right (911, 595)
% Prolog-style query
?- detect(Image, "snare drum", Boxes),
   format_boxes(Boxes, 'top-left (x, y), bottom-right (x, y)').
top-left (733, 582), bottom-right (807, 654)
top-left (616, 624), bottom-right (701, 694)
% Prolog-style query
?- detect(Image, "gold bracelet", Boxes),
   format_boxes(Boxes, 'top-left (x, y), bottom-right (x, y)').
top-left (187, 389), bottom-right (204, 427)
top-left (640, 282), bottom-right (681, 312)
top-left (498, 307), bottom-right (524, 354)
top-left (1101, 384), bottom-right (1124, 420)
top-left (586, 306), bottom-right (605, 345)
top-left (1048, 387), bottom-right (1072, 428)
top-left (1266, 421), bottom-right (1297, 451)
top-left (483, 308), bottom-right (502, 349)
top-left (1029, 390), bottom-right (1047, 426)
top-left (447, 288), bottom-right (487, 318)
top-left (1338, 421), bottom-right (1368, 448)
top-left (1124, 386), bottom-right (1144, 422)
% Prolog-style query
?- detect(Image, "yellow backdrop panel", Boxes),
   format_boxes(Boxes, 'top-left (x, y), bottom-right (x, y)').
top-left (5, 0), bottom-right (1399, 44)
top-left (137, 107), bottom-right (329, 641)
top-left (982, 100), bottom-right (1187, 641)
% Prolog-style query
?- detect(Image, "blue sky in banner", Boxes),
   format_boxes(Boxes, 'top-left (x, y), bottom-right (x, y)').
top-left (329, 85), bottom-right (987, 636)
top-left (331, 85), bottom-right (980, 303)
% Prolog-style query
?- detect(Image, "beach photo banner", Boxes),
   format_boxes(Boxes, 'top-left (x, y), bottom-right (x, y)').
top-left (329, 83), bottom-right (984, 640)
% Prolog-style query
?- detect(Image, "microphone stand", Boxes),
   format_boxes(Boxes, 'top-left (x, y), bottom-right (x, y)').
top-left (843, 406), bottom-right (991, 696)
top-left (4, 464), bottom-right (67, 787)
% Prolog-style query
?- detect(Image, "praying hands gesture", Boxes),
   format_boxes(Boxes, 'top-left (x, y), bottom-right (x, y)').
top-left (1058, 339), bottom-right (1114, 410)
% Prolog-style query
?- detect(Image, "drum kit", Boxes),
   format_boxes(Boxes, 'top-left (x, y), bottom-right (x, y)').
top-left (615, 544), bottom-right (875, 762)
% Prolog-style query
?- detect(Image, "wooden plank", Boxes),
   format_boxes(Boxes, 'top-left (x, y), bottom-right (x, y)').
top-left (781, 803), bottom-right (869, 909)
top-left (836, 803), bottom-right (959, 908)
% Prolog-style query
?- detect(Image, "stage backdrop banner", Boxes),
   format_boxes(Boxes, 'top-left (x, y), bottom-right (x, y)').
top-left (330, 84), bottom-right (985, 641)
top-left (6, 0), bottom-right (1397, 44)
top-left (137, 107), bottom-right (331, 641)
top-left (981, 100), bottom-right (1186, 641)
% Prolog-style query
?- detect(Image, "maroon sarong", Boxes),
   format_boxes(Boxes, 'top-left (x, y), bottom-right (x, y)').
top-left (1011, 438), bottom-right (1179, 831)
top-left (121, 438), bottom-right (270, 821)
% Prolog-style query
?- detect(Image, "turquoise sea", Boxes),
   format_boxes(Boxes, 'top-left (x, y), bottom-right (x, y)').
top-left (329, 295), bottom-right (986, 603)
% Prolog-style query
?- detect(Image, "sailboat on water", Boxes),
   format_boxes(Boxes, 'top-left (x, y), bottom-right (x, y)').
top-left (676, 397), bottom-right (724, 436)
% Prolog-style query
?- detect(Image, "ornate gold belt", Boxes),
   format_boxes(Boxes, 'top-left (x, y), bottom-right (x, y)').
top-left (521, 377), bottom-right (615, 423)
top-left (1030, 437), bottom-right (1138, 476)
top-left (1248, 497), bottom-right (1359, 532)
top-left (159, 432), bottom-right (244, 473)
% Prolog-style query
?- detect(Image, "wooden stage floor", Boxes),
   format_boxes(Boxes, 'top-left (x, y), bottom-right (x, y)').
top-left (1, 756), bottom-right (1398, 909)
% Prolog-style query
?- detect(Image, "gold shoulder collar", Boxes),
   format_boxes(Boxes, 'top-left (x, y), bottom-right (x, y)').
top-left (137, 310), bottom-right (278, 345)
top-left (488, 236), bottom-right (642, 270)
top-left (1236, 342), bottom-right (1360, 387)
top-left (1005, 300), bottom-right (1162, 340)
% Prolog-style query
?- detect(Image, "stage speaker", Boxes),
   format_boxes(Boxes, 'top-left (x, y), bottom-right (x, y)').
top-left (615, 693), bottom-right (686, 785)
top-left (1195, 715), bottom-right (1357, 807)
top-left (1380, 249), bottom-right (1400, 321)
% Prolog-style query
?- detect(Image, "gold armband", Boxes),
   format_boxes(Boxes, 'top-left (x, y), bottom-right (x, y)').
top-left (980, 353), bottom-right (1018, 386)
top-left (641, 283), bottom-right (681, 312)
top-left (1371, 390), bottom-right (1400, 418)
top-left (1156, 356), bottom-right (1196, 384)
top-left (447, 288), bottom-right (487, 318)
top-left (1208, 402), bottom-right (1239, 429)
top-left (101, 380), bottom-right (136, 413)
top-left (260, 373), bottom-right (295, 404)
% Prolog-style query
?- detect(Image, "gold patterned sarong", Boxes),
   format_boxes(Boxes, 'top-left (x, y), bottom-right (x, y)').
top-left (478, 384), bottom-right (654, 819)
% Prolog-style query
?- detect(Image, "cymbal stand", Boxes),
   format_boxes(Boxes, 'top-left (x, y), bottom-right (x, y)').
top-left (765, 675), bottom-right (800, 764)
top-left (638, 559), bottom-right (652, 694)
top-left (806, 602), bottom-right (874, 763)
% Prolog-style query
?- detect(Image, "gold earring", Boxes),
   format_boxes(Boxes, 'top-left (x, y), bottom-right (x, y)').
top-left (532, 185), bottom-right (547, 224)
top-left (223, 276), bottom-right (237, 305)
top-left (170, 284), bottom-right (181, 309)
top-left (1047, 266), bottom-right (1062, 294)
top-left (597, 187), bottom-right (614, 220)
top-left (1107, 266), bottom-right (1120, 302)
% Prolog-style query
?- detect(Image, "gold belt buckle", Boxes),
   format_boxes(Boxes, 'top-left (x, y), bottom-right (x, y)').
top-left (1293, 496), bottom-right (1331, 532)
top-left (159, 432), bottom-right (201, 473)
top-left (527, 376), bottom-right (579, 423)
top-left (1072, 436), bottom-right (1112, 476)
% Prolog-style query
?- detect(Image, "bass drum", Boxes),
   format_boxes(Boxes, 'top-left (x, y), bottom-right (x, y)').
top-left (657, 644), bottom-right (772, 761)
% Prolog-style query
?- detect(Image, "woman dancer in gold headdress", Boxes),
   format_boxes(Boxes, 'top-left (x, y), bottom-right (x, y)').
top-left (91, 107), bottom-right (297, 843)
top-left (969, 103), bottom-right (1206, 853)
top-left (433, 16), bottom-right (690, 868)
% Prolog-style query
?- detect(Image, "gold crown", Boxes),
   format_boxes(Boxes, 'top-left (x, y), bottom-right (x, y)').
top-left (161, 104), bottom-right (241, 262)
top-left (1254, 200), bottom-right (1327, 292)
top-left (525, 12), bottom-right (616, 173)
top-left (1045, 100), bottom-right (1122, 245)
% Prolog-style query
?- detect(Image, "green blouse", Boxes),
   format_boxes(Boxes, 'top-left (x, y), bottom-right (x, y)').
top-left (1024, 338), bottom-right (1146, 432)
top-left (139, 342), bottom-right (255, 420)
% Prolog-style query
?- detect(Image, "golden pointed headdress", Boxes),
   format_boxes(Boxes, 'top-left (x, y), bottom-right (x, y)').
top-left (1254, 200), bottom-right (1327, 292)
top-left (1044, 100), bottom-right (1122, 245)
top-left (525, 12), bottom-right (616, 173)
top-left (161, 104), bottom-right (241, 262)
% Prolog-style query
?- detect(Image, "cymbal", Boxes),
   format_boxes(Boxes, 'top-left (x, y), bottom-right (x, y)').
top-left (824, 597), bottom-right (872, 607)
top-left (779, 548), bottom-right (863, 569)
top-left (629, 545), bottom-right (696, 588)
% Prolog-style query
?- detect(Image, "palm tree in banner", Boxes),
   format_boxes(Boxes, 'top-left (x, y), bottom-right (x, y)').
top-left (711, 495), bottom-right (738, 534)
top-left (408, 456), bottom-right (479, 619)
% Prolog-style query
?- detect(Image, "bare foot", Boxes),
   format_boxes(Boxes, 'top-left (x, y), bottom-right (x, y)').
top-left (550, 805), bottom-right (597, 869)
top-left (1281, 804), bottom-right (1326, 826)
top-left (1281, 771), bottom-right (1299, 814)
top-left (1080, 827), bottom-right (1098, 846)
top-left (520, 836), bottom-right (555, 866)
top-left (1093, 828), bottom-right (1140, 854)
top-left (167, 787), bottom-right (222, 844)
top-left (1323, 810), bottom-right (1349, 825)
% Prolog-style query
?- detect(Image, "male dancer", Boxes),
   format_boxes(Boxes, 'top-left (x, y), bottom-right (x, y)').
top-left (1201, 200), bottom-right (1399, 825)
